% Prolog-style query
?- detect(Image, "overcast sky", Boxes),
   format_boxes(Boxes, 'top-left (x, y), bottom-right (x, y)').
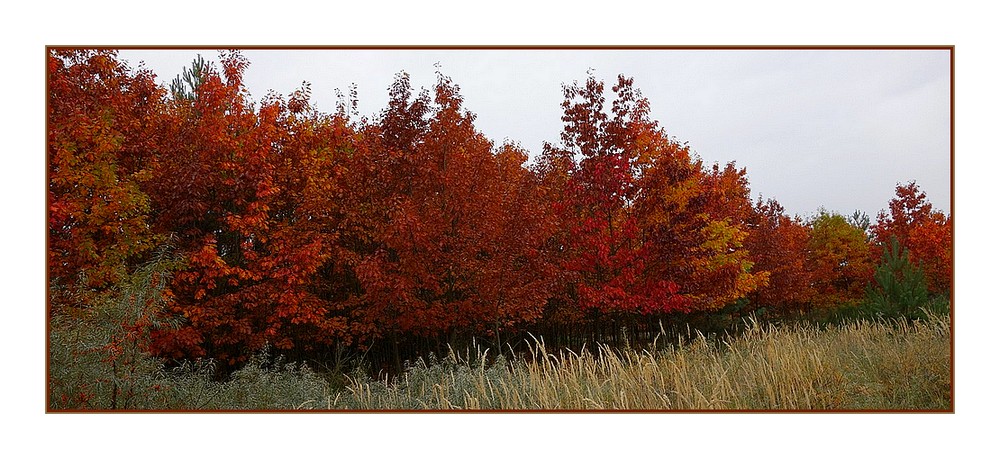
top-left (116, 48), bottom-right (951, 221)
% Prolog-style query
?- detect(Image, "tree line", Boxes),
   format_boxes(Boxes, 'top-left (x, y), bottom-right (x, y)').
top-left (48, 49), bottom-right (952, 371)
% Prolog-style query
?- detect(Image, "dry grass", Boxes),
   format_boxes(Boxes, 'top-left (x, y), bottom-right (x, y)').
top-left (328, 314), bottom-right (952, 411)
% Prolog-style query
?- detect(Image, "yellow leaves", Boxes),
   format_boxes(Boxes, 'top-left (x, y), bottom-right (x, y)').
top-left (806, 212), bottom-right (875, 304)
top-left (700, 219), bottom-right (745, 254)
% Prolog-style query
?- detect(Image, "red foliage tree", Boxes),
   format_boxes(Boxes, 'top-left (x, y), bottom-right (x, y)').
top-left (629, 120), bottom-right (765, 312)
top-left (146, 52), bottom-right (356, 364)
top-left (744, 198), bottom-right (814, 313)
top-left (48, 50), bottom-right (164, 306)
top-left (468, 142), bottom-right (559, 342)
top-left (351, 72), bottom-right (556, 347)
top-left (549, 75), bottom-right (687, 318)
top-left (872, 182), bottom-right (952, 295)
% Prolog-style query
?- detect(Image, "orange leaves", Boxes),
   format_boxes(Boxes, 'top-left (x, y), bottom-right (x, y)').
top-left (873, 182), bottom-right (952, 295)
top-left (906, 216), bottom-right (951, 294)
top-left (48, 50), bottom-right (161, 301)
top-left (343, 73), bottom-right (559, 342)
top-left (136, 52), bottom-right (355, 363)
top-left (744, 198), bottom-right (814, 312)
top-left (806, 211), bottom-right (875, 306)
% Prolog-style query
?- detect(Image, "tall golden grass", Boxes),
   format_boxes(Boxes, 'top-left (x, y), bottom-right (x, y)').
top-left (328, 314), bottom-right (951, 410)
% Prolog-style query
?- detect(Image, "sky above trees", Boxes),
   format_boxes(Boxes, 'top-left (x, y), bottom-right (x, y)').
top-left (116, 48), bottom-right (951, 221)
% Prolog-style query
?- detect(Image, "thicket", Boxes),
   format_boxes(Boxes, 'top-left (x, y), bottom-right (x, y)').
top-left (47, 49), bottom-right (952, 409)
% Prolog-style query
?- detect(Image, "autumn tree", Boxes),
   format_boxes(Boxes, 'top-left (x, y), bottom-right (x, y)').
top-left (806, 211), bottom-right (874, 307)
top-left (48, 49), bottom-right (164, 308)
top-left (683, 162), bottom-right (766, 309)
top-left (531, 142), bottom-right (581, 326)
top-left (467, 142), bottom-right (558, 346)
top-left (249, 81), bottom-right (370, 354)
top-left (630, 119), bottom-right (765, 312)
top-left (541, 73), bottom-right (768, 327)
top-left (546, 74), bottom-right (687, 322)
top-left (872, 182), bottom-right (952, 295)
top-left (744, 198), bottom-right (814, 313)
top-left (146, 52), bottom-right (357, 365)
top-left (351, 71), bottom-right (556, 352)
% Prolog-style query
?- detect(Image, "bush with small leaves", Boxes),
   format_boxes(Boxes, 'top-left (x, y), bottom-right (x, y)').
top-left (49, 247), bottom-right (184, 410)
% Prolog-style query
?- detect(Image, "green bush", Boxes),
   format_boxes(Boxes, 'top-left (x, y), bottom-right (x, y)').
top-left (48, 248), bottom-right (331, 411)
top-left (48, 248), bottom-right (184, 410)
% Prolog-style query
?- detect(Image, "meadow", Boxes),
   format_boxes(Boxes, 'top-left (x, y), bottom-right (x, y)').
top-left (49, 311), bottom-right (951, 411)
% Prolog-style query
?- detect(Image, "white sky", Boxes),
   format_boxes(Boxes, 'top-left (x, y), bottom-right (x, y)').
top-left (118, 48), bottom-right (951, 221)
